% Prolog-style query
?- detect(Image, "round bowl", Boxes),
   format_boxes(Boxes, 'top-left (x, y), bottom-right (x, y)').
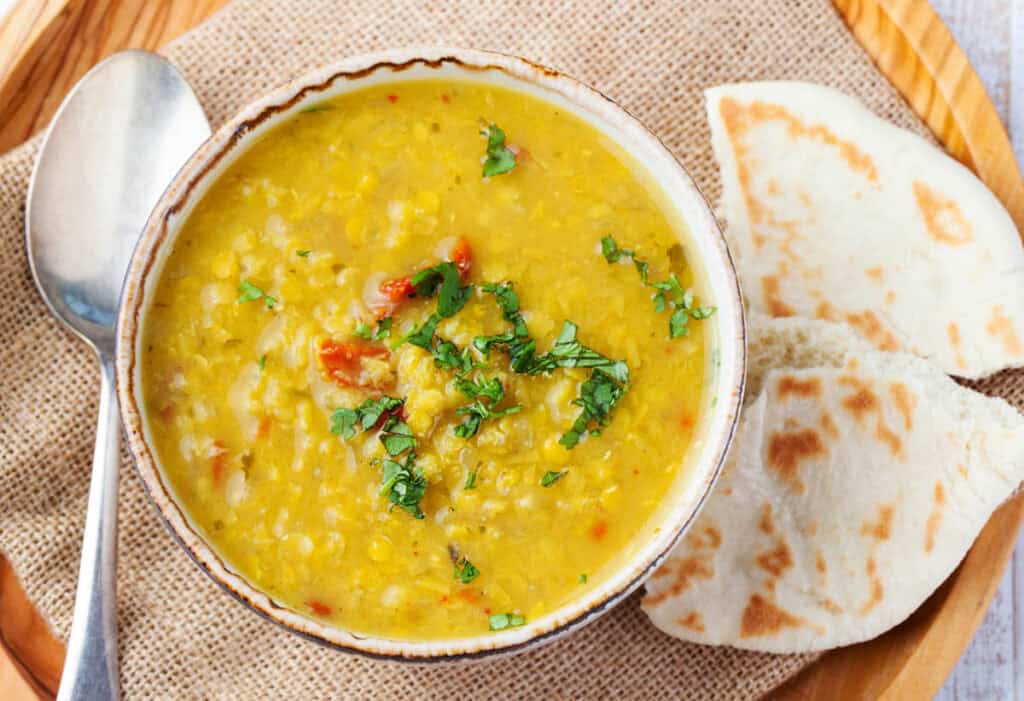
top-left (115, 46), bottom-right (746, 661)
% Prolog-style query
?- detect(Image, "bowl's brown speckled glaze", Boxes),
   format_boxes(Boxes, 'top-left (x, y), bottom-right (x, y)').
top-left (115, 46), bottom-right (746, 661)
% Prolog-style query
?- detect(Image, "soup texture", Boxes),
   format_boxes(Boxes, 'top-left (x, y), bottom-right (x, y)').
top-left (142, 79), bottom-right (712, 640)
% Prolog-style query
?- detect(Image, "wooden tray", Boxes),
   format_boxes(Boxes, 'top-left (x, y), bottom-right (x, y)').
top-left (1, 0), bottom-right (1022, 698)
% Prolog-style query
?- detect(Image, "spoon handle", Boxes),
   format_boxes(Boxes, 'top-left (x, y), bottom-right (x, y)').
top-left (57, 355), bottom-right (121, 701)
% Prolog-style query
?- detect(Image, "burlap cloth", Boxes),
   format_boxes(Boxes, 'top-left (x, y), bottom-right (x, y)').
top-left (1, 0), bottom-right (1000, 698)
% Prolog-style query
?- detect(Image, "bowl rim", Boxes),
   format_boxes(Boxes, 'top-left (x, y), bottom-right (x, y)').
top-left (115, 45), bottom-right (747, 661)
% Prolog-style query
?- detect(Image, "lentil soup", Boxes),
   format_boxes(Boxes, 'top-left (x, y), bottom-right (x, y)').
top-left (141, 79), bottom-right (713, 640)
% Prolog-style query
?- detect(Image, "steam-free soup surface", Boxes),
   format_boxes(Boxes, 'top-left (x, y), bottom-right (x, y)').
top-left (142, 80), bottom-right (711, 640)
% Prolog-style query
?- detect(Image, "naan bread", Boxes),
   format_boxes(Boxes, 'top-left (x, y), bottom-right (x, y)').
top-left (707, 81), bottom-right (1024, 379)
top-left (642, 316), bottom-right (1024, 653)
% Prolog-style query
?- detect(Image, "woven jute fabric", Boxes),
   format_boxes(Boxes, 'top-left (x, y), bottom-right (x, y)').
top-left (0, 0), bottom-right (977, 698)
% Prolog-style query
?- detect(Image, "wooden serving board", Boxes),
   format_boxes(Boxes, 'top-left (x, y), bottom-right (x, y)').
top-left (1, 0), bottom-right (1022, 699)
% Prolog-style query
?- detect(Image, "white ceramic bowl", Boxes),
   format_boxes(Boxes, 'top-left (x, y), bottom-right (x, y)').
top-left (115, 46), bottom-right (746, 661)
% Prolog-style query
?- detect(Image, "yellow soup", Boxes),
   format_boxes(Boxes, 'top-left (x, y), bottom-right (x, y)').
top-left (142, 80), bottom-right (711, 640)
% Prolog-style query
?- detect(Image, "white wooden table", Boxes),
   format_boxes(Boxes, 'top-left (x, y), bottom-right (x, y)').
top-left (932, 6), bottom-right (1024, 701)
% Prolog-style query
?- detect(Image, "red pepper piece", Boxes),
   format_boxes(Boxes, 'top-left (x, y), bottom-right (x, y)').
top-left (318, 339), bottom-right (391, 389)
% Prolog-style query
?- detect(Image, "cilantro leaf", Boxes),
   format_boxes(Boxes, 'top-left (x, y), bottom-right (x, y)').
top-left (258, 354), bottom-right (267, 372)
top-left (357, 318), bottom-right (392, 341)
top-left (329, 396), bottom-right (404, 441)
top-left (237, 280), bottom-right (266, 303)
top-left (465, 469), bottom-right (479, 489)
top-left (296, 249), bottom-right (312, 257)
top-left (380, 455), bottom-right (427, 519)
top-left (453, 375), bottom-right (523, 438)
top-left (398, 313), bottom-right (440, 350)
top-left (669, 308), bottom-right (690, 338)
top-left (540, 470), bottom-right (567, 487)
top-left (481, 124), bottom-right (517, 177)
top-left (548, 321), bottom-right (629, 383)
top-left (354, 321), bottom-right (373, 340)
top-left (329, 408), bottom-right (360, 440)
top-left (432, 338), bottom-right (474, 373)
top-left (560, 371), bottom-right (626, 449)
top-left (599, 237), bottom-right (715, 339)
top-left (454, 557), bottom-right (480, 584)
top-left (410, 261), bottom-right (472, 318)
top-left (380, 420), bottom-right (416, 456)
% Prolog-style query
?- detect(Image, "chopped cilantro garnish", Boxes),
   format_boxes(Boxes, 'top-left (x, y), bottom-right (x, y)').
top-left (454, 557), bottom-right (480, 584)
top-left (296, 249), bottom-right (312, 257)
top-left (257, 354), bottom-right (266, 372)
top-left (560, 370), bottom-right (627, 449)
top-left (599, 236), bottom-right (716, 338)
top-left (540, 470), bottom-right (567, 487)
top-left (481, 123), bottom-right (517, 177)
top-left (300, 104), bottom-right (333, 113)
top-left (475, 286), bottom-right (627, 382)
top-left (356, 318), bottom-right (392, 341)
top-left (397, 313), bottom-right (440, 350)
top-left (329, 396), bottom-right (404, 441)
top-left (475, 282), bottom-right (630, 449)
top-left (379, 419), bottom-right (417, 456)
top-left (380, 453), bottom-right (427, 519)
top-left (465, 469), bottom-right (479, 489)
top-left (409, 261), bottom-right (472, 318)
top-left (578, 573), bottom-right (588, 584)
top-left (238, 280), bottom-right (277, 309)
top-left (547, 321), bottom-right (629, 383)
top-left (453, 376), bottom-right (522, 439)
top-left (489, 612), bottom-right (526, 631)
top-left (394, 313), bottom-right (475, 374)
top-left (238, 280), bottom-right (264, 303)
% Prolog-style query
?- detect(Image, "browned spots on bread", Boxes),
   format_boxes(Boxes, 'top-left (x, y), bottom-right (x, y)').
top-left (913, 181), bottom-right (973, 246)
top-left (885, 290), bottom-right (896, 305)
top-left (758, 504), bottom-right (774, 535)
top-left (957, 464), bottom-right (968, 479)
top-left (844, 310), bottom-right (900, 351)
top-left (925, 482), bottom-right (946, 553)
top-left (776, 375), bottom-right (822, 400)
top-left (643, 554), bottom-right (714, 606)
top-left (861, 504), bottom-right (894, 542)
top-left (756, 540), bottom-right (794, 578)
top-left (948, 323), bottom-right (968, 370)
top-left (767, 429), bottom-right (826, 493)
top-left (703, 526), bottom-right (723, 549)
top-left (821, 598), bottom-right (844, 615)
top-left (838, 375), bottom-right (879, 422)
top-left (762, 275), bottom-right (795, 317)
top-left (815, 551), bottom-right (827, 577)
top-left (739, 594), bottom-right (805, 639)
top-left (860, 556), bottom-right (884, 615)
top-left (766, 179), bottom-right (780, 195)
top-left (719, 98), bottom-right (878, 183)
top-left (820, 411), bottom-right (839, 438)
top-left (816, 300), bottom-right (835, 321)
top-left (875, 420), bottom-right (903, 458)
top-left (986, 305), bottom-right (1024, 356)
top-left (676, 611), bottom-right (706, 632)
top-left (865, 266), bottom-right (884, 281)
top-left (889, 382), bottom-right (915, 431)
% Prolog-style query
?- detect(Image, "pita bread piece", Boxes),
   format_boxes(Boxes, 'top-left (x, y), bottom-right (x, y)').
top-left (707, 81), bottom-right (1024, 379)
top-left (642, 316), bottom-right (1024, 653)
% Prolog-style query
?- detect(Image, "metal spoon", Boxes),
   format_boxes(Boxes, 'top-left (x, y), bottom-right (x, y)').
top-left (25, 50), bottom-right (209, 700)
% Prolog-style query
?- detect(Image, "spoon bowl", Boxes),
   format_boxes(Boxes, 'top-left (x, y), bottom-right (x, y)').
top-left (25, 50), bottom-right (209, 700)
